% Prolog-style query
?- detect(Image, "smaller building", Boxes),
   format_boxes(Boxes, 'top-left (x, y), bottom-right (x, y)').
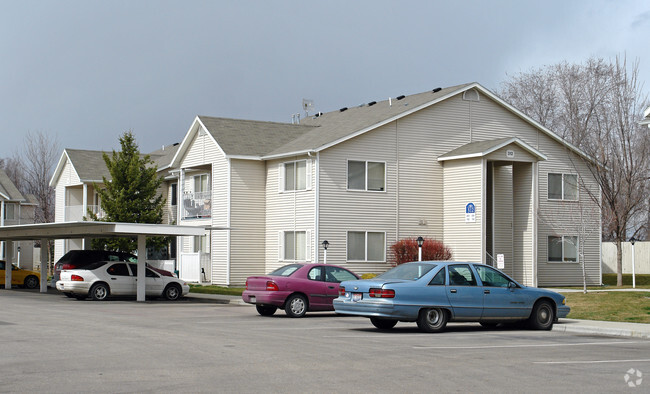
top-left (0, 169), bottom-right (38, 268)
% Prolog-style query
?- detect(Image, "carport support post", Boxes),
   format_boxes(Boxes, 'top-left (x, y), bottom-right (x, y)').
top-left (137, 234), bottom-right (146, 302)
top-left (5, 240), bottom-right (13, 289)
top-left (40, 239), bottom-right (48, 293)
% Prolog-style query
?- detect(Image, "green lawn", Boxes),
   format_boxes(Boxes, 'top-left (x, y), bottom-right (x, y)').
top-left (189, 284), bottom-right (244, 296)
top-left (561, 291), bottom-right (650, 324)
top-left (602, 273), bottom-right (650, 287)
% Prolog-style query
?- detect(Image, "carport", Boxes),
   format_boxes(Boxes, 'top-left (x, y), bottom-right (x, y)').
top-left (0, 221), bottom-right (212, 301)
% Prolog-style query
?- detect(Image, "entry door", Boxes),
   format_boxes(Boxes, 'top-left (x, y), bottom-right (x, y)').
top-left (446, 264), bottom-right (483, 319)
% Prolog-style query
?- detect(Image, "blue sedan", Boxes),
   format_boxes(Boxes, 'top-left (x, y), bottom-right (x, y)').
top-left (333, 261), bottom-right (570, 333)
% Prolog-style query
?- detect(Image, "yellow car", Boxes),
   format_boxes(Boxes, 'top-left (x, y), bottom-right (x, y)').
top-left (0, 260), bottom-right (40, 289)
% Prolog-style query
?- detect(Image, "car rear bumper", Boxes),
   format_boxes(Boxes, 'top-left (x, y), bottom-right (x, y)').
top-left (56, 281), bottom-right (91, 294)
top-left (242, 290), bottom-right (290, 307)
top-left (333, 299), bottom-right (411, 318)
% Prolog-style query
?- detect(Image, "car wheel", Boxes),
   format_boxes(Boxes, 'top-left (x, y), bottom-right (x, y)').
top-left (284, 294), bottom-right (307, 318)
top-left (23, 275), bottom-right (39, 289)
top-left (90, 283), bottom-right (110, 301)
top-left (417, 308), bottom-right (448, 333)
top-left (256, 305), bottom-right (278, 316)
top-left (480, 322), bottom-right (499, 329)
top-left (370, 317), bottom-right (398, 330)
top-left (528, 300), bottom-right (555, 330)
top-left (163, 284), bottom-right (182, 301)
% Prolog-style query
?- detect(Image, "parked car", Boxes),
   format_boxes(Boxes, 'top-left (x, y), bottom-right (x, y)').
top-left (242, 263), bottom-right (359, 317)
top-left (56, 261), bottom-right (189, 301)
top-left (52, 250), bottom-right (174, 291)
top-left (0, 260), bottom-right (40, 289)
top-left (334, 261), bottom-right (570, 333)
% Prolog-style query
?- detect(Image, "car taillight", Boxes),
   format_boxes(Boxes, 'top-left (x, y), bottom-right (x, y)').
top-left (339, 286), bottom-right (346, 296)
top-left (245, 280), bottom-right (248, 290)
top-left (62, 264), bottom-right (73, 270)
top-left (369, 288), bottom-right (395, 298)
top-left (266, 281), bottom-right (279, 291)
top-left (71, 274), bottom-right (84, 282)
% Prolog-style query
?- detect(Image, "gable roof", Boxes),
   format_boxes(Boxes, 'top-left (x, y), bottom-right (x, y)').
top-left (437, 137), bottom-right (548, 161)
top-left (0, 169), bottom-right (25, 201)
top-left (641, 106), bottom-right (650, 126)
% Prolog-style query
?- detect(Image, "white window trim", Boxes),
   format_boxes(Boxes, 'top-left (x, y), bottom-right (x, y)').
top-left (278, 230), bottom-right (312, 262)
top-left (547, 173), bottom-right (579, 202)
top-left (278, 160), bottom-right (312, 193)
top-left (547, 235), bottom-right (579, 264)
top-left (346, 230), bottom-right (387, 263)
top-left (346, 160), bottom-right (387, 193)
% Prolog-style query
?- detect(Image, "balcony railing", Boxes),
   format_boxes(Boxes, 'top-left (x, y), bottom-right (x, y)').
top-left (64, 205), bottom-right (105, 222)
top-left (182, 191), bottom-right (211, 219)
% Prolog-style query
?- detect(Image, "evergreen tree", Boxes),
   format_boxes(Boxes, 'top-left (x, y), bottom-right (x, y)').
top-left (89, 131), bottom-right (165, 253)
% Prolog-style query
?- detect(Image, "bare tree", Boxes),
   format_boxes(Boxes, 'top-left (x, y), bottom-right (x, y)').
top-left (0, 156), bottom-right (25, 193)
top-left (20, 131), bottom-right (60, 224)
top-left (500, 55), bottom-right (649, 286)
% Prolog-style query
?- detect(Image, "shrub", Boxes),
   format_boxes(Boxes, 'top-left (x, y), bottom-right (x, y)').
top-left (390, 237), bottom-right (452, 266)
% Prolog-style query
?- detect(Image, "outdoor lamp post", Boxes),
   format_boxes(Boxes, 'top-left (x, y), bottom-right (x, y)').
top-left (417, 236), bottom-right (424, 262)
top-left (322, 240), bottom-right (329, 264)
top-left (630, 237), bottom-right (636, 289)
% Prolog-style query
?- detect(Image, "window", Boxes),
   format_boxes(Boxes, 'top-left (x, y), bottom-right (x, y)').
top-left (268, 264), bottom-right (302, 277)
top-left (377, 263), bottom-right (437, 281)
top-left (548, 173), bottom-right (578, 201)
top-left (279, 160), bottom-right (310, 192)
top-left (475, 265), bottom-right (512, 287)
top-left (194, 235), bottom-right (209, 254)
top-left (347, 160), bottom-right (385, 191)
top-left (548, 236), bottom-right (578, 262)
top-left (3, 203), bottom-right (15, 220)
top-left (171, 183), bottom-right (177, 206)
top-left (347, 231), bottom-right (385, 262)
top-left (448, 264), bottom-right (477, 286)
top-left (106, 263), bottom-right (130, 276)
top-left (428, 268), bottom-right (446, 285)
top-left (308, 266), bottom-right (323, 281)
top-left (194, 174), bottom-right (209, 193)
top-left (325, 266), bottom-right (358, 283)
top-left (280, 231), bottom-right (310, 261)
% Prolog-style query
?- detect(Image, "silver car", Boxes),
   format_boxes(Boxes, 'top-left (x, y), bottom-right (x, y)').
top-left (56, 261), bottom-right (189, 301)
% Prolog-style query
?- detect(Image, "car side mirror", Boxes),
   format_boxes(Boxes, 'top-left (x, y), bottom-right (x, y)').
top-left (508, 281), bottom-right (517, 290)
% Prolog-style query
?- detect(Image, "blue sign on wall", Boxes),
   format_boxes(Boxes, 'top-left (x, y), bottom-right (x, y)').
top-left (465, 203), bottom-right (476, 223)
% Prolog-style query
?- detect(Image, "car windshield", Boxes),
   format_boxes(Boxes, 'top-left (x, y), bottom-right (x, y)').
top-left (376, 263), bottom-right (438, 281)
top-left (268, 264), bottom-right (303, 277)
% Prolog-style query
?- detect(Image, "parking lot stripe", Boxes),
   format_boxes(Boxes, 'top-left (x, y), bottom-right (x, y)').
top-left (533, 359), bottom-right (650, 365)
top-left (414, 340), bottom-right (649, 350)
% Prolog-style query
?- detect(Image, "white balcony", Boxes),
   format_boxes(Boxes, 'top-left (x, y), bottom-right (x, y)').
top-left (64, 205), bottom-right (105, 222)
top-left (182, 191), bottom-right (211, 219)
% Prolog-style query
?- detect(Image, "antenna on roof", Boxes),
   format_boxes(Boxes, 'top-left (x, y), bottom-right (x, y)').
top-left (302, 99), bottom-right (314, 116)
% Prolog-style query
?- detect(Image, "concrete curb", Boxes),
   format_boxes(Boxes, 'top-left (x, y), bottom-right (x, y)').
top-left (553, 319), bottom-right (650, 339)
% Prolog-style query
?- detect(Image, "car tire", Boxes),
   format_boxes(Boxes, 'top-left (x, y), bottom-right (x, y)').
top-left (528, 300), bottom-right (555, 330)
top-left (417, 308), bottom-right (448, 333)
top-left (256, 305), bottom-right (278, 316)
top-left (23, 275), bottom-right (39, 289)
top-left (163, 284), bottom-right (182, 301)
top-left (284, 294), bottom-right (307, 318)
top-left (90, 283), bottom-right (110, 301)
top-left (370, 317), bottom-right (398, 330)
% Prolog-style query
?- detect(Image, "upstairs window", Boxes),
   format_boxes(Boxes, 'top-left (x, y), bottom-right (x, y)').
top-left (3, 203), bottom-right (16, 220)
top-left (194, 174), bottom-right (209, 193)
top-left (279, 160), bottom-right (311, 192)
top-left (347, 231), bottom-right (385, 262)
top-left (548, 173), bottom-right (578, 201)
top-left (347, 160), bottom-right (385, 191)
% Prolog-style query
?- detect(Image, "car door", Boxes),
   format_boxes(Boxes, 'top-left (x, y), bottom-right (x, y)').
top-left (105, 263), bottom-right (135, 295)
top-left (324, 266), bottom-right (358, 305)
top-left (305, 266), bottom-right (330, 310)
top-left (446, 264), bottom-right (484, 319)
top-left (145, 268), bottom-right (164, 296)
top-left (474, 264), bottom-right (531, 319)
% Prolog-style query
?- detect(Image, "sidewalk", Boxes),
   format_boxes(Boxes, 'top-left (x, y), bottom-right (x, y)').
top-left (184, 291), bottom-right (650, 339)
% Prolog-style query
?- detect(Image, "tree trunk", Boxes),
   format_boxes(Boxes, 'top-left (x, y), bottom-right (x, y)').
top-left (616, 238), bottom-right (623, 286)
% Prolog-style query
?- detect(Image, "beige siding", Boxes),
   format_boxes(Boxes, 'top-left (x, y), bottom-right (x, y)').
top-left (493, 164), bottom-right (513, 276)
top-left (54, 157), bottom-right (82, 262)
top-left (470, 93), bottom-right (540, 147)
top-left (265, 155), bottom-right (315, 273)
top-left (230, 159), bottom-right (266, 285)
top-left (485, 145), bottom-right (537, 163)
top-left (442, 158), bottom-right (483, 262)
top-left (512, 162), bottom-right (534, 285)
top-left (536, 134), bottom-right (601, 286)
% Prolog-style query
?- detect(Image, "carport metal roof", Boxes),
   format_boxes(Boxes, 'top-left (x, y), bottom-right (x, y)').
top-left (0, 221), bottom-right (220, 301)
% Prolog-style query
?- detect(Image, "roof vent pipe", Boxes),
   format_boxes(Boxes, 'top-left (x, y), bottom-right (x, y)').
top-left (432, 87), bottom-right (442, 93)
top-left (396, 95), bottom-right (405, 100)
top-left (368, 101), bottom-right (377, 106)
top-left (340, 107), bottom-right (348, 112)
top-left (389, 97), bottom-right (392, 106)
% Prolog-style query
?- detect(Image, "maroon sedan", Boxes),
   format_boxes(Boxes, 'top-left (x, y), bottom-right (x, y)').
top-left (243, 263), bottom-right (359, 317)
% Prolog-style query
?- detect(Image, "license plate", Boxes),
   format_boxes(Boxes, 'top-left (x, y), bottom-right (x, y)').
top-left (352, 293), bottom-right (362, 302)
top-left (249, 296), bottom-right (256, 303)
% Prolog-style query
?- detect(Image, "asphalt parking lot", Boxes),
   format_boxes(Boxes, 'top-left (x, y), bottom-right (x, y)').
top-left (1, 289), bottom-right (648, 393)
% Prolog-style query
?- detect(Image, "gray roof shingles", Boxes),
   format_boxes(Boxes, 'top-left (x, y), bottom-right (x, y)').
top-left (0, 169), bottom-right (25, 201)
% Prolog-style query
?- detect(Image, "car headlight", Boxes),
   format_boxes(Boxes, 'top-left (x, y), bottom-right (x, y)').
top-left (562, 298), bottom-right (566, 305)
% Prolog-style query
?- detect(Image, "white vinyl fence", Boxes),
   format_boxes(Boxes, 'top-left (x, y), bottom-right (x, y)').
top-left (602, 241), bottom-right (650, 274)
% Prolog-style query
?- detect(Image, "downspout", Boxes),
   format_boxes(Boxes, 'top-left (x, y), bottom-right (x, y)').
top-left (226, 160), bottom-right (231, 286)
top-left (82, 184), bottom-right (88, 249)
top-left (481, 158), bottom-right (485, 264)
top-left (1, 200), bottom-right (5, 260)
top-left (532, 161), bottom-right (538, 287)
top-left (395, 121), bottom-right (399, 243)
top-left (312, 152), bottom-right (320, 263)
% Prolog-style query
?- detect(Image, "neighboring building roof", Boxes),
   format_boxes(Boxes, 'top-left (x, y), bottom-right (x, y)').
top-left (0, 168), bottom-right (25, 201)
top-left (437, 137), bottom-right (548, 161)
top-left (641, 106), bottom-right (650, 126)
top-left (149, 143), bottom-right (181, 170)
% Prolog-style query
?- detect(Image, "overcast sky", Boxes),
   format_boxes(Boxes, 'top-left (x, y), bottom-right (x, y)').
top-left (1, 0), bottom-right (649, 159)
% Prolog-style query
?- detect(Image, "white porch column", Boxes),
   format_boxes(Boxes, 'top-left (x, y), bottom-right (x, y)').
top-left (136, 234), bottom-right (146, 302)
top-left (40, 239), bottom-right (48, 293)
top-left (82, 184), bottom-right (88, 249)
top-left (1, 200), bottom-right (5, 260)
top-left (5, 240), bottom-right (13, 289)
